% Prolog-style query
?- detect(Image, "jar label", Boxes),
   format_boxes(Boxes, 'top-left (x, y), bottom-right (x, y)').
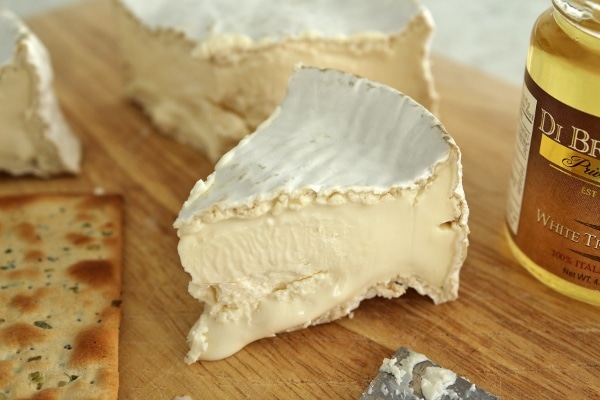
top-left (506, 71), bottom-right (600, 291)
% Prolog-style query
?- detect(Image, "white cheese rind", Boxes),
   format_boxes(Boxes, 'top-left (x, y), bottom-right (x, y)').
top-left (174, 66), bottom-right (469, 362)
top-left (114, 0), bottom-right (438, 162)
top-left (0, 8), bottom-right (81, 177)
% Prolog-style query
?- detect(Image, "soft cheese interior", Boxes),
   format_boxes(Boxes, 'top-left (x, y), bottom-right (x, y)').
top-left (115, 0), bottom-right (437, 162)
top-left (0, 9), bottom-right (80, 177)
top-left (174, 66), bottom-right (469, 362)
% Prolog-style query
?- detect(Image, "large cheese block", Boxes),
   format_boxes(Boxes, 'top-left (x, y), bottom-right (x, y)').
top-left (113, 0), bottom-right (438, 162)
top-left (0, 8), bottom-right (81, 177)
top-left (174, 66), bottom-right (469, 363)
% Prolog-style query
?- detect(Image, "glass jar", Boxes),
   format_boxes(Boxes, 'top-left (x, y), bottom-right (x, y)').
top-left (505, 0), bottom-right (600, 305)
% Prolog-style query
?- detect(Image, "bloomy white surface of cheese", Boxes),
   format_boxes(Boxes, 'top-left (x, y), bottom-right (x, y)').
top-left (0, 8), bottom-right (81, 177)
top-left (114, 0), bottom-right (438, 162)
top-left (174, 66), bottom-right (469, 363)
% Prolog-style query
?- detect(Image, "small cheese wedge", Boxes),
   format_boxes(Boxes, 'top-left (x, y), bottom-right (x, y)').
top-left (361, 347), bottom-right (499, 400)
top-left (0, 8), bottom-right (81, 177)
top-left (174, 66), bottom-right (469, 363)
top-left (114, 0), bottom-right (438, 162)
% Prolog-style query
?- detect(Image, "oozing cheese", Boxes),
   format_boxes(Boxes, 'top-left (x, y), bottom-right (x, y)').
top-left (114, 0), bottom-right (438, 162)
top-left (174, 66), bottom-right (469, 363)
top-left (0, 8), bottom-right (80, 177)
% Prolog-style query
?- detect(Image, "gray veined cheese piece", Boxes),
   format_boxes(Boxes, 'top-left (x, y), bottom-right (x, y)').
top-left (174, 66), bottom-right (469, 363)
top-left (113, 0), bottom-right (438, 162)
top-left (361, 347), bottom-right (499, 399)
top-left (0, 8), bottom-right (81, 177)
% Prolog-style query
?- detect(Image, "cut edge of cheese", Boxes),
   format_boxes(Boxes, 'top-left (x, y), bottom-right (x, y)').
top-left (113, 0), bottom-right (439, 162)
top-left (0, 8), bottom-right (81, 178)
top-left (174, 66), bottom-right (468, 363)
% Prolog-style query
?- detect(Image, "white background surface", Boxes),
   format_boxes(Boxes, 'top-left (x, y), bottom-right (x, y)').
top-left (1, 0), bottom-right (551, 86)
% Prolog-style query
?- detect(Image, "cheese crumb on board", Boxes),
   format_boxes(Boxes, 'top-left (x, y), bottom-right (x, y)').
top-left (0, 8), bottom-right (81, 177)
top-left (113, 0), bottom-right (438, 162)
top-left (174, 66), bottom-right (469, 363)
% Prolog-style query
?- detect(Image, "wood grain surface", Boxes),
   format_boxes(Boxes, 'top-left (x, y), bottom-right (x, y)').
top-left (2, 0), bottom-right (598, 398)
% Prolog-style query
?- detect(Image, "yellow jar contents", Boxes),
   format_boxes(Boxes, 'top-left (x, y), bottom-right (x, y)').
top-left (506, 0), bottom-right (600, 305)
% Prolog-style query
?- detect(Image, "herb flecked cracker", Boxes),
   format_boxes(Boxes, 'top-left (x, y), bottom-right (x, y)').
top-left (0, 194), bottom-right (123, 400)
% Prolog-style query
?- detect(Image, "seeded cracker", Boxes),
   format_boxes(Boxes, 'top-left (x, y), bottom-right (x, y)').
top-left (0, 194), bottom-right (123, 399)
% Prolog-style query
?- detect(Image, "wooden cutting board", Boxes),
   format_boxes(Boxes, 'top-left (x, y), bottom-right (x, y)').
top-left (2, 0), bottom-right (598, 398)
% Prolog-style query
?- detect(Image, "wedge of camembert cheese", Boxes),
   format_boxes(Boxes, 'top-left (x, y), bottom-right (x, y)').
top-left (0, 8), bottom-right (81, 177)
top-left (174, 66), bottom-right (469, 363)
top-left (113, 0), bottom-right (438, 162)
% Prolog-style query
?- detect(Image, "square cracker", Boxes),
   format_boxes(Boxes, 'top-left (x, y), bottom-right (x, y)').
top-left (0, 194), bottom-right (123, 400)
